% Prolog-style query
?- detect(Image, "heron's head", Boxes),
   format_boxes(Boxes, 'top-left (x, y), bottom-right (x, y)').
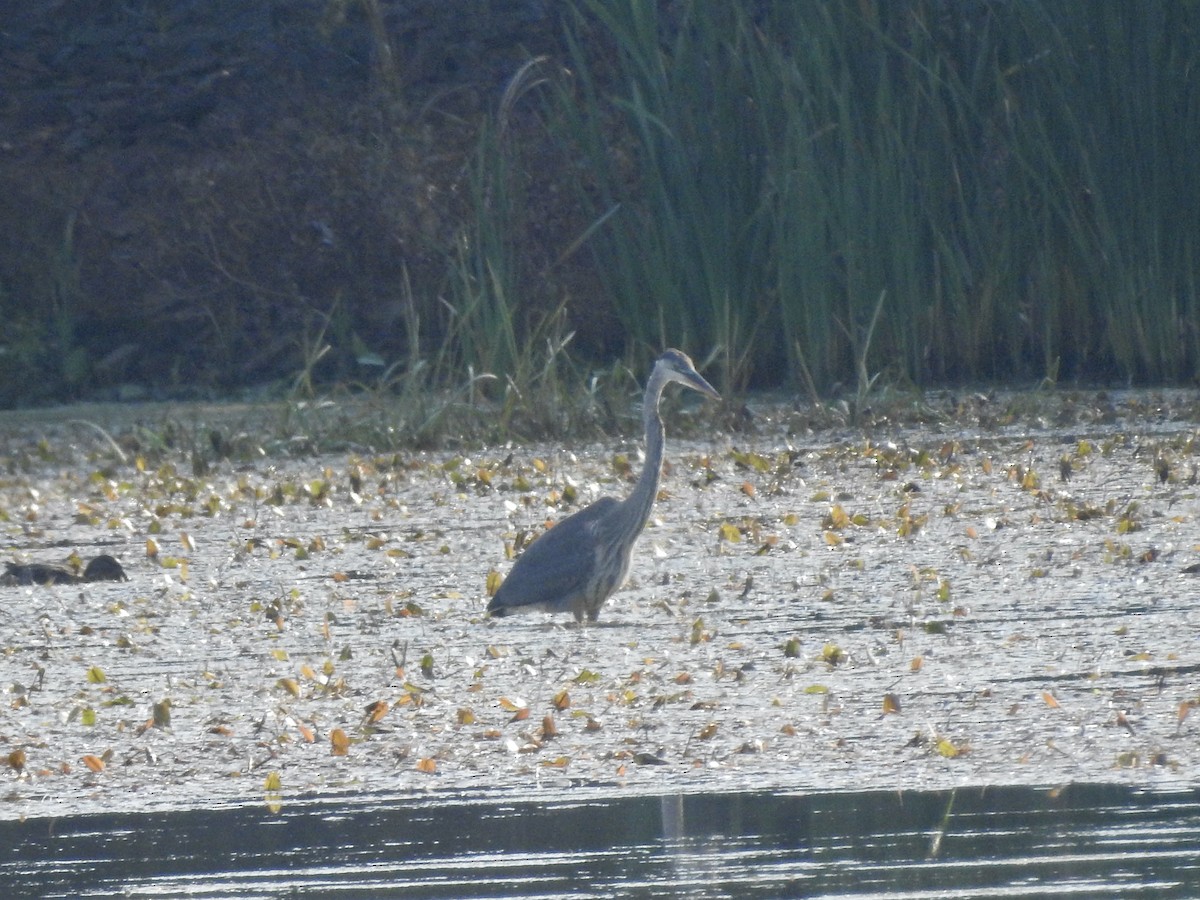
top-left (656, 349), bottom-right (721, 400)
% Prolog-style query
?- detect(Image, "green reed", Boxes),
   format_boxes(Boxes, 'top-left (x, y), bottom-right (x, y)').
top-left (556, 0), bottom-right (1200, 389)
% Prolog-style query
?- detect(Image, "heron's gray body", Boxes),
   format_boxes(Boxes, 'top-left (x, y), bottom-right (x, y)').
top-left (487, 349), bottom-right (719, 623)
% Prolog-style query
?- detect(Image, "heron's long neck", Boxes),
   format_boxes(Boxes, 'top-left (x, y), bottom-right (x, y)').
top-left (618, 371), bottom-right (667, 543)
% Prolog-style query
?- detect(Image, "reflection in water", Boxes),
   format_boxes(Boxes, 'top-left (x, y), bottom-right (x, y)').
top-left (1, 783), bottom-right (1198, 898)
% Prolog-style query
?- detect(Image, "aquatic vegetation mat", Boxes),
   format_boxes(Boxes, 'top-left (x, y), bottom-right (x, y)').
top-left (0, 392), bottom-right (1198, 821)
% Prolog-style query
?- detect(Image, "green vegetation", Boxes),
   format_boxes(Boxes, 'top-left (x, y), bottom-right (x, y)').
top-left (0, 1), bottom-right (1196, 431)
top-left (557, 0), bottom-right (1200, 391)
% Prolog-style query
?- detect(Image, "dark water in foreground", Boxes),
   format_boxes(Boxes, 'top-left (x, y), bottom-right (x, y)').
top-left (2, 783), bottom-right (1197, 898)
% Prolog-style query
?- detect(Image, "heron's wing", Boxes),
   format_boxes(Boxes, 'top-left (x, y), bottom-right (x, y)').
top-left (488, 498), bottom-right (618, 613)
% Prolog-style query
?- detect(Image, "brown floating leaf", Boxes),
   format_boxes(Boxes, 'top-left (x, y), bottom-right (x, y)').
top-left (152, 698), bottom-right (172, 729)
top-left (1042, 691), bottom-right (1060, 709)
top-left (633, 751), bottom-right (668, 765)
top-left (510, 707), bottom-right (530, 723)
top-left (882, 693), bottom-right (901, 714)
top-left (81, 754), bottom-right (106, 773)
top-left (541, 715), bottom-right (558, 739)
top-left (697, 722), bottom-right (719, 740)
top-left (415, 757), bottom-right (437, 774)
top-left (7, 749), bottom-right (26, 772)
top-left (330, 728), bottom-right (351, 756)
top-left (552, 689), bottom-right (571, 710)
top-left (364, 700), bottom-right (389, 724)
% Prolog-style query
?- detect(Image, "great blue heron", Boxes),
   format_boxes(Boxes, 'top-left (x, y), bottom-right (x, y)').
top-left (487, 349), bottom-right (719, 623)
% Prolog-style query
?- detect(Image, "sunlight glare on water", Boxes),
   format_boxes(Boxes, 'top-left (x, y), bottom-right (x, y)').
top-left (1, 783), bottom-right (1198, 898)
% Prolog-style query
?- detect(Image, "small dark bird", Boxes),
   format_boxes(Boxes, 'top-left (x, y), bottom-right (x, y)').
top-left (2, 554), bottom-right (128, 586)
top-left (487, 349), bottom-right (720, 623)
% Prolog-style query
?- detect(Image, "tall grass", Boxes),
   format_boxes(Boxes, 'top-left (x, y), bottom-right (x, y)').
top-left (555, 0), bottom-right (1200, 390)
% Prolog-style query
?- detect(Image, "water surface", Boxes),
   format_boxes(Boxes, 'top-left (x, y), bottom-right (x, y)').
top-left (3, 783), bottom-right (1197, 898)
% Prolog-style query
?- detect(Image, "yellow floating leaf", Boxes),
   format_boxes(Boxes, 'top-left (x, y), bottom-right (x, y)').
top-left (825, 504), bottom-right (850, 530)
top-left (86, 666), bottom-right (107, 684)
top-left (277, 678), bottom-right (300, 698)
top-left (882, 693), bottom-right (901, 714)
top-left (264, 771), bottom-right (282, 791)
top-left (935, 738), bottom-right (961, 758)
top-left (330, 728), bottom-right (351, 756)
top-left (823, 531), bottom-right (844, 546)
top-left (499, 696), bottom-right (527, 712)
top-left (180, 532), bottom-right (195, 552)
top-left (486, 570), bottom-right (503, 596)
top-left (145, 538), bottom-right (159, 558)
top-left (457, 707), bottom-right (476, 725)
top-left (718, 522), bottom-right (742, 543)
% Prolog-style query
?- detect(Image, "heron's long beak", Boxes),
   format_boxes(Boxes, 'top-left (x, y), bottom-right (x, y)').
top-left (683, 369), bottom-right (720, 401)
